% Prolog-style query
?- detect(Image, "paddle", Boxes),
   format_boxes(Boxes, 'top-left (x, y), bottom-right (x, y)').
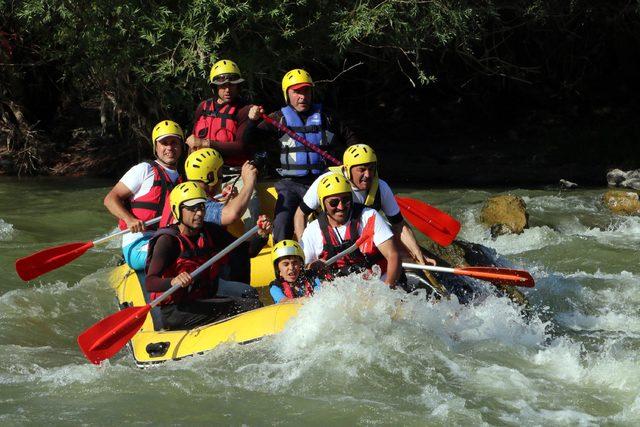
top-left (78, 224), bottom-right (260, 365)
top-left (395, 197), bottom-right (460, 246)
top-left (15, 217), bottom-right (162, 281)
top-left (402, 262), bottom-right (535, 288)
top-left (260, 113), bottom-right (460, 246)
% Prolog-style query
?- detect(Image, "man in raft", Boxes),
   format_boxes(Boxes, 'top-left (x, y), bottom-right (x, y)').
top-left (183, 148), bottom-right (258, 227)
top-left (294, 144), bottom-right (436, 267)
top-left (182, 147), bottom-right (267, 286)
top-left (186, 59), bottom-right (264, 231)
top-left (246, 68), bottom-right (358, 242)
top-left (300, 172), bottom-right (402, 286)
top-left (104, 120), bottom-right (184, 270)
top-left (145, 182), bottom-right (269, 330)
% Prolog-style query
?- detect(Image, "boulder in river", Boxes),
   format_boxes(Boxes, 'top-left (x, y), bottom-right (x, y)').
top-left (602, 190), bottom-right (640, 215)
top-left (606, 168), bottom-right (640, 190)
top-left (479, 195), bottom-right (529, 237)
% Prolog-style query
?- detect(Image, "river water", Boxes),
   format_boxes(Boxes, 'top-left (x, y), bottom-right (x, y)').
top-left (1, 177), bottom-right (638, 425)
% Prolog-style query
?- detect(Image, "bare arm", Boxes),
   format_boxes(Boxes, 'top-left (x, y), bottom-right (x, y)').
top-left (220, 161), bottom-right (258, 226)
top-left (293, 207), bottom-right (307, 241)
top-left (377, 238), bottom-right (401, 286)
top-left (103, 182), bottom-right (145, 232)
top-left (392, 221), bottom-right (436, 265)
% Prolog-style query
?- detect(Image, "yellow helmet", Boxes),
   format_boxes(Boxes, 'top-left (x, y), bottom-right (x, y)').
top-left (281, 69), bottom-right (313, 102)
top-left (169, 182), bottom-right (207, 223)
top-left (317, 172), bottom-right (352, 211)
top-left (184, 148), bottom-right (224, 186)
top-left (343, 144), bottom-right (377, 180)
top-left (152, 120), bottom-right (184, 144)
top-left (271, 239), bottom-right (305, 273)
top-left (209, 59), bottom-right (245, 85)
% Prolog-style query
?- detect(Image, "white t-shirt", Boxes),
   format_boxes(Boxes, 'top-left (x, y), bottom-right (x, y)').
top-left (119, 161), bottom-right (180, 247)
top-left (301, 171), bottom-right (400, 218)
top-left (300, 207), bottom-right (394, 263)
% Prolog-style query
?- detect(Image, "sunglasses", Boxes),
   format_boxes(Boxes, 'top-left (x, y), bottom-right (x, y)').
top-left (326, 196), bottom-right (352, 208)
top-left (183, 203), bottom-right (205, 212)
top-left (211, 73), bottom-right (240, 84)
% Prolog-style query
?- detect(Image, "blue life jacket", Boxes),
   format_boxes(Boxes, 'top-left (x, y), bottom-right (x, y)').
top-left (278, 104), bottom-right (333, 177)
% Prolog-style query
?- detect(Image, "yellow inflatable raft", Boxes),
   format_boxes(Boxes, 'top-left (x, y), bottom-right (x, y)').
top-left (109, 183), bottom-right (301, 366)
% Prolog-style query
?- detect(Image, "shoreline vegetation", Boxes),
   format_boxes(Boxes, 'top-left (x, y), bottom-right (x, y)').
top-left (1, 2), bottom-right (639, 186)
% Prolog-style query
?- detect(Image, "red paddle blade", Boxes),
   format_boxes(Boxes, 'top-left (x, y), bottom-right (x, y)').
top-left (15, 241), bottom-right (94, 281)
top-left (456, 266), bottom-right (535, 288)
top-left (77, 305), bottom-right (151, 365)
top-left (395, 196), bottom-right (461, 246)
top-left (356, 215), bottom-right (376, 251)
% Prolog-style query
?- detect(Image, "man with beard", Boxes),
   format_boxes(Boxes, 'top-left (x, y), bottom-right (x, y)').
top-left (294, 144), bottom-right (436, 267)
top-left (145, 182), bottom-right (267, 330)
top-left (300, 172), bottom-right (401, 286)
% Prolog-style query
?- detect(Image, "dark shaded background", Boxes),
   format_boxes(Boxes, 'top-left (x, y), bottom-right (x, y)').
top-left (1, 1), bottom-right (639, 186)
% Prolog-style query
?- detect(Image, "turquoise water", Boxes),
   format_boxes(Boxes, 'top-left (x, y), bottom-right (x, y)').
top-left (1, 178), bottom-right (638, 425)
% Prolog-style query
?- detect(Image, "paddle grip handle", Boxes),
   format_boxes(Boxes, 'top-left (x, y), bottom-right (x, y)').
top-left (93, 217), bottom-right (162, 245)
top-left (260, 113), bottom-right (342, 166)
top-left (150, 225), bottom-right (259, 308)
top-left (324, 242), bottom-right (358, 266)
top-left (402, 263), bottom-right (454, 274)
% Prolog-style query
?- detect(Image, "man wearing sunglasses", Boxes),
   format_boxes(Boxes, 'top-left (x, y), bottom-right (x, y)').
top-left (186, 59), bottom-right (263, 231)
top-left (294, 144), bottom-right (436, 267)
top-left (145, 182), bottom-right (269, 330)
top-left (300, 173), bottom-right (401, 286)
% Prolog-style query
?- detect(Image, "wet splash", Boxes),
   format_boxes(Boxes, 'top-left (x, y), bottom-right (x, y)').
top-left (1, 187), bottom-right (639, 424)
top-left (0, 218), bottom-right (13, 241)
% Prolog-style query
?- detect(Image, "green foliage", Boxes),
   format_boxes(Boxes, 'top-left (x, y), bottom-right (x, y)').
top-left (1, 0), bottom-right (639, 162)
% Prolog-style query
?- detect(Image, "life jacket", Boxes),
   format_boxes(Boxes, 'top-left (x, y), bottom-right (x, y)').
top-left (269, 274), bottom-right (316, 299)
top-left (146, 224), bottom-right (229, 305)
top-left (192, 99), bottom-right (246, 166)
top-left (118, 161), bottom-right (181, 230)
top-left (317, 204), bottom-right (385, 276)
top-left (278, 104), bottom-right (334, 177)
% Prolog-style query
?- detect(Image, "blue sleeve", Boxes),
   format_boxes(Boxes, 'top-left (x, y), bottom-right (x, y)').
top-left (204, 200), bottom-right (223, 225)
top-left (270, 285), bottom-right (286, 303)
top-left (312, 277), bottom-right (322, 292)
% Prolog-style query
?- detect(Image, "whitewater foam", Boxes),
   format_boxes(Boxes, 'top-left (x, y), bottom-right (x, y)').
top-left (458, 209), bottom-right (565, 255)
top-left (0, 218), bottom-right (14, 240)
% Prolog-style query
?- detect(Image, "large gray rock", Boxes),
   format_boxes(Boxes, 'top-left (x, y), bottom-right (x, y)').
top-left (607, 169), bottom-right (640, 190)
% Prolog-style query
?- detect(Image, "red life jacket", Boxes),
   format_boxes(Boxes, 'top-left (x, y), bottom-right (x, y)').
top-left (146, 224), bottom-right (229, 305)
top-left (318, 204), bottom-right (386, 276)
top-left (118, 161), bottom-right (181, 230)
top-left (192, 100), bottom-right (247, 166)
top-left (270, 276), bottom-right (315, 299)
